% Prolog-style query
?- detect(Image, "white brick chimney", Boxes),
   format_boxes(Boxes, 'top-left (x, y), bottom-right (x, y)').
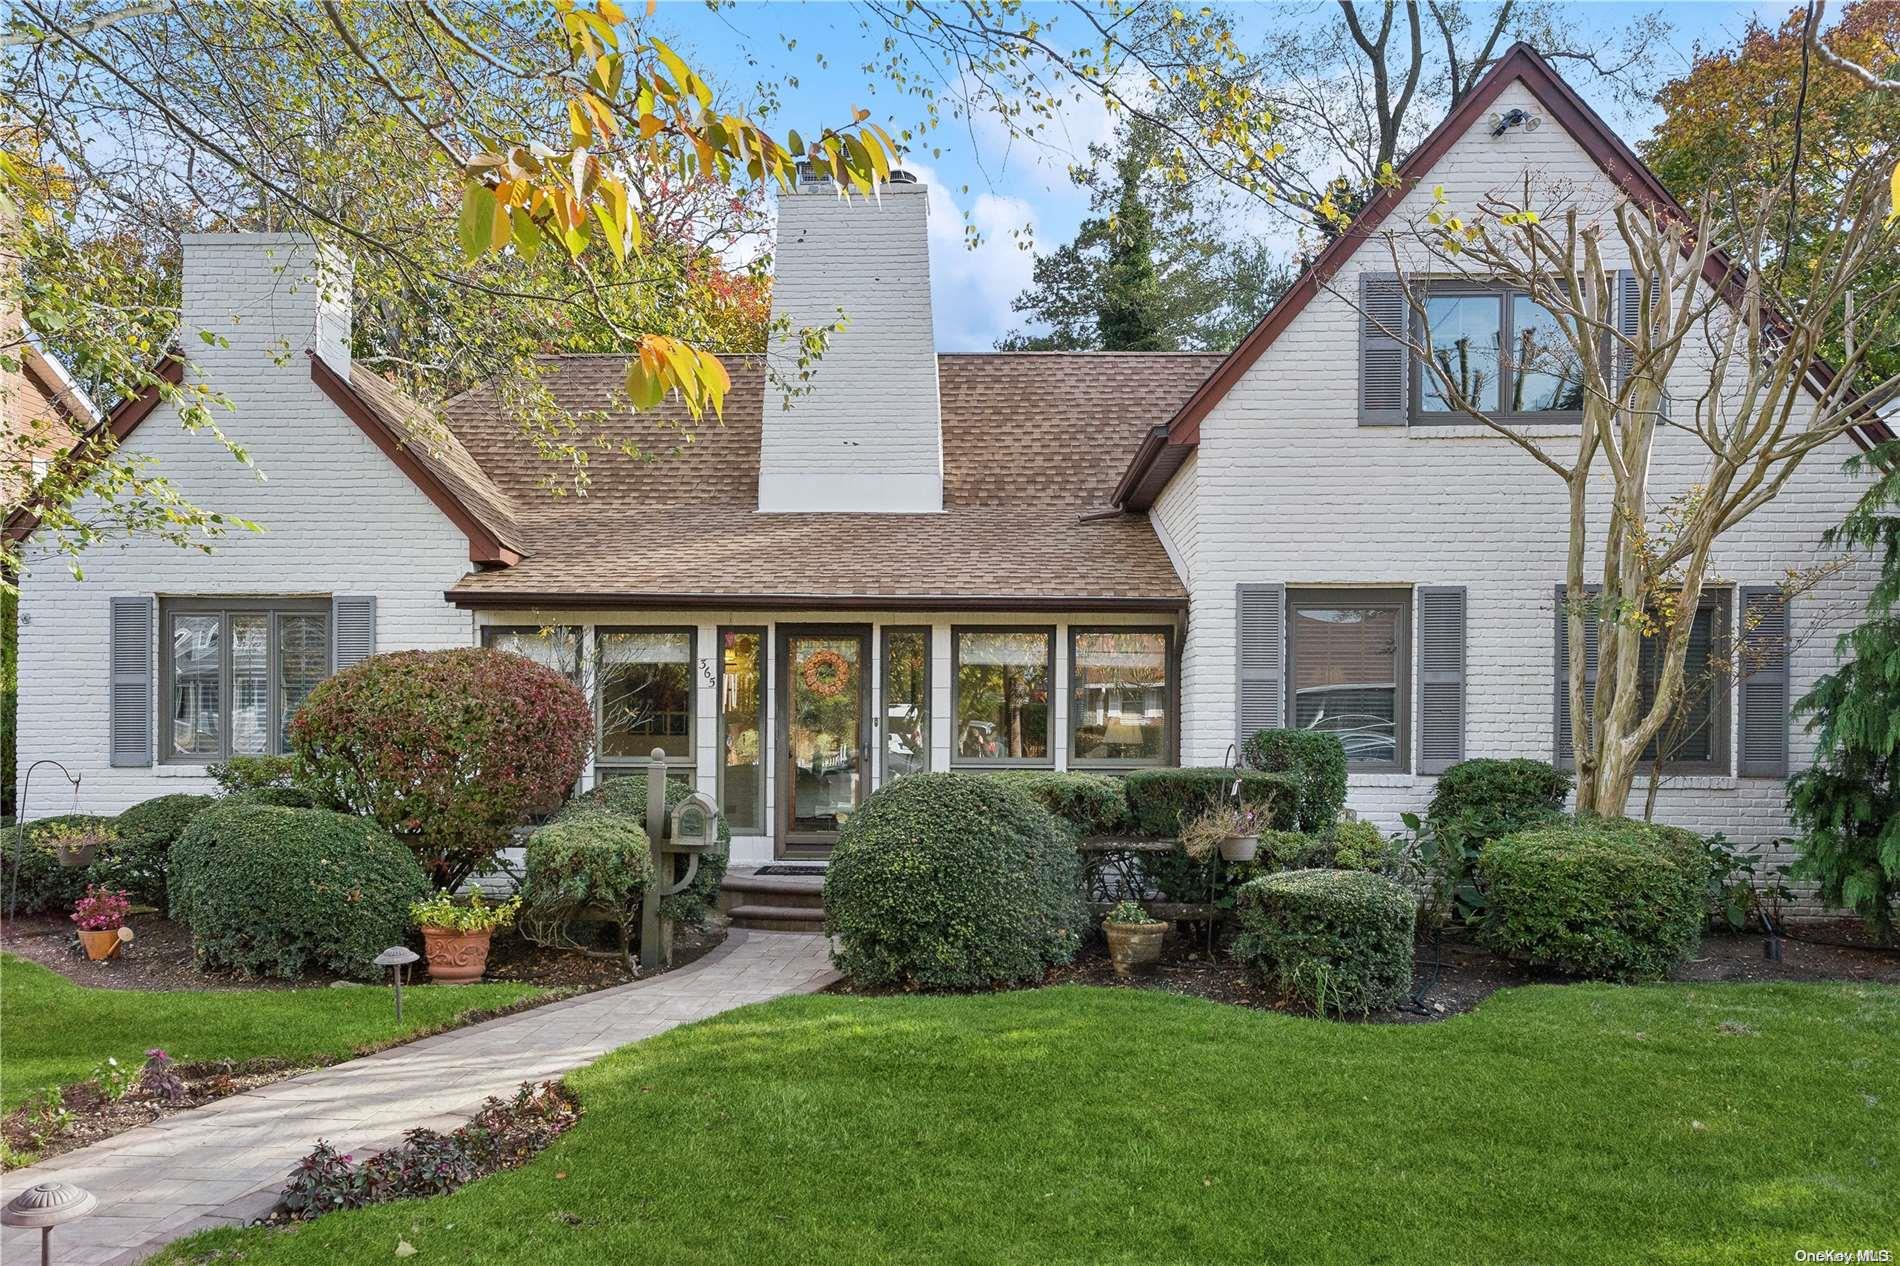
top-left (758, 176), bottom-right (942, 513)
top-left (181, 232), bottom-right (352, 380)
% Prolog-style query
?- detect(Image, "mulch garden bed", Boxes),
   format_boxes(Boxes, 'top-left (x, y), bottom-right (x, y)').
top-left (0, 913), bottom-right (724, 993)
top-left (1034, 924), bottom-right (1900, 1023)
top-left (828, 921), bottom-right (1900, 1021)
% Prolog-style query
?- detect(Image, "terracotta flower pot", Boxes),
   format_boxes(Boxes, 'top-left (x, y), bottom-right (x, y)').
top-left (1218, 834), bottom-right (1259, 863)
top-left (1104, 920), bottom-right (1168, 976)
top-left (421, 926), bottom-right (494, 985)
top-left (78, 928), bottom-right (122, 961)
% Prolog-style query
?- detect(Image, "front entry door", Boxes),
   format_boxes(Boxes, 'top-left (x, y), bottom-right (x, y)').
top-left (776, 626), bottom-right (871, 856)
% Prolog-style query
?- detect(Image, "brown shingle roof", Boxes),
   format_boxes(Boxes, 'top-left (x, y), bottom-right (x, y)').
top-left (442, 351), bottom-right (1219, 609)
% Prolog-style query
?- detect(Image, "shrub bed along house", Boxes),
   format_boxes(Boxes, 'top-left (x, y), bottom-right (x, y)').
top-left (1477, 817), bottom-right (1710, 982)
top-left (1242, 729), bottom-right (1349, 834)
top-left (1233, 869), bottom-right (1418, 1016)
top-left (289, 648), bottom-right (593, 891)
top-left (170, 801), bottom-right (429, 981)
top-left (1128, 769), bottom-right (1300, 903)
top-left (824, 773), bottom-right (1086, 989)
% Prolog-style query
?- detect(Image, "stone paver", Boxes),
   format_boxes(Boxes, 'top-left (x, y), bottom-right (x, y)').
top-left (2, 930), bottom-right (836, 1265)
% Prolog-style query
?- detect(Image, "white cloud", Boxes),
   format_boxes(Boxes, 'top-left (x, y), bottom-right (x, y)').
top-left (907, 161), bottom-right (1044, 351)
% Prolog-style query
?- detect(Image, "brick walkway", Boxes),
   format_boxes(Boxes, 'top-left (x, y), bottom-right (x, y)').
top-left (1, 930), bottom-right (836, 1266)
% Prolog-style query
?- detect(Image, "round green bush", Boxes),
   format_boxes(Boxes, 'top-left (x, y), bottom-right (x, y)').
top-left (0, 815), bottom-right (116, 915)
top-left (225, 786), bottom-right (326, 810)
top-left (169, 801), bottom-right (429, 980)
top-left (91, 794), bottom-right (215, 906)
top-left (290, 648), bottom-right (593, 891)
top-left (981, 770), bottom-right (1128, 838)
top-left (521, 811), bottom-right (656, 923)
top-left (1330, 818), bottom-right (1400, 874)
top-left (206, 755), bottom-right (302, 795)
top-left (560, 777), bottom-right (730, 927)
top-left (1428, 758), bottom-right (1572, 851)
top-left (1477, 817), bottom-right (1709, 982)
top-left (1242, 729), bottom-right (1349, 834)
top-left (1234, 868), bottom-right (1417, 1016)
top-left (823, 772), bottom-right (1086, 989)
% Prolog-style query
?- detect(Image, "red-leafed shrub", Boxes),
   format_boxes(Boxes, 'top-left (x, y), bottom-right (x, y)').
top-left (289, 648), bottom-right (592, 889)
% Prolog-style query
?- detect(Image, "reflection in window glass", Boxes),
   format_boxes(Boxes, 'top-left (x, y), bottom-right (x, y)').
top-left (279, 613), bottom-right (330, 750)
top-left (1420, 293), bottom-right (1500, 413)
top-left (1071, 631), bottom-right (1168, 764)
top-left (1511, 294), bottom-right (1585, 412)
top-left (170, 614), bottom-right (221, 757)
top-left (1291, 604), bottom-right (1401, 767)
top-left (883, 629), bottom-right (930, 779)
top-left (481, 625), bottom-right (581, 680)
top-left (719, 629), bottom-right (764, 833)
top-left (230, 614), bottom-right (270, 755)
top-left (600, 630), bottom-right (693, 759)
top-left (954, 630), bottom-right (1051, 762)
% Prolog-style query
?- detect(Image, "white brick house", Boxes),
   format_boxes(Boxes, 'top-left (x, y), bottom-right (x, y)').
top-left (10, 46), bottom-right (1886, 881)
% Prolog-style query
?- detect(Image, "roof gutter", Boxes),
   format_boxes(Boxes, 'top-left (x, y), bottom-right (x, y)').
top-left (444, 589), bottom-right (1190, 613)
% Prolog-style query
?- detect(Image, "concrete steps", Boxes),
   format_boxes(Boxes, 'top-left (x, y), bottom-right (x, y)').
top-left (721, 868), bottom-right (825, 931)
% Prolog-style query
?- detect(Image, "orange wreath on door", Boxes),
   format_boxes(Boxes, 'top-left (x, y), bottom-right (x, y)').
top-left (800, 648), bottom-right (851, 698)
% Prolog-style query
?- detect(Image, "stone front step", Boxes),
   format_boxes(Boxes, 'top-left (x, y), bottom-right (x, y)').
top-left (720, 868), bottom-right (826, 930)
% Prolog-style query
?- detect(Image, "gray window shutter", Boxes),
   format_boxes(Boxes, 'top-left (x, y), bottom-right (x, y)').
top-left (1553, 583), bottom-right (1601, 767)
top-left (1737, 586), bottom-right (1790, 777)
top-left (108, 596), bottom-right (154, 768)
top-left (1236, 584), bottom-right (1285, 746)
top-left (1417, 586), bottom-right (1466, 774)
top-left (1616, 270), bottom-right (1670, 421)
top-left (331, 595), bottom-right (376, 671)
top-left (1358, 272), bottom-right (1408, 426)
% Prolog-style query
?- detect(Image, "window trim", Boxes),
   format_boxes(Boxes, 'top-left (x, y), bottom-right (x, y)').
top-left (949, 624), bottom-right (1057, 769)
top-left (479, 623), bottom-right (583, 681)
top-left (716, 625), bottom-right (767, 835)
top-left (1284, 587), bottom-right (1412, 774)
top-left (594, 625), bottom-right (698, 778)
top-left (1409, 282), bottom-right (1589, 426)
top-left (158, 596), bottom-right (331, 764)
top-left (1067, 625), bottom-right (1175, 770)
top-left (879, 625), bottom-right (933, 784)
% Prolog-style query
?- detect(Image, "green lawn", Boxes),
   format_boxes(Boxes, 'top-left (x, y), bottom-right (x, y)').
top-left (1, 954), bottom-right (548, 1110)
top-left (155, 981), bottom-right (1897, 1266)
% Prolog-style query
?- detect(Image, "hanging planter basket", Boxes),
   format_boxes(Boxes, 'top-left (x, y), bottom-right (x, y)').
top-left (1218, 834), bottom-right (1259, 863)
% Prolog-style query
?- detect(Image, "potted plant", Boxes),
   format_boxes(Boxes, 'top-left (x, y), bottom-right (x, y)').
top-left (43, 821), bottom-right (116, 868)
top-left (411, 891), bottom-right (522, 985)
top-left (71, 886), bottom-right (133, 961)
top-left (1181, 802), bottom-right (1264, 864)
top-left (1102, 899), bottom-right (1168, 976)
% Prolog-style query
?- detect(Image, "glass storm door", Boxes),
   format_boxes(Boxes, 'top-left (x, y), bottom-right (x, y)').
top-left (777, 627), bottom-right (871, 854)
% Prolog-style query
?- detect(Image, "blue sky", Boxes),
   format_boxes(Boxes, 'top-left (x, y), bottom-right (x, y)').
top-left (652, 1), bottom-right (1797, 349)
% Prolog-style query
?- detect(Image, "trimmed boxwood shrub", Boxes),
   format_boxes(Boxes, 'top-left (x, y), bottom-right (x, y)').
top-left (1234, 868), bottom-right (1417, 1016)
top-left (1477, 817), bottom-right (1709, 982)
top-left (1428, 758), bottom-right (1571, 850)
top-left (1242, 729), bottom-right (1349, 834)
top-left (1330, 818), bottom-right (1400, 874)
top-left (207, 755), bottom-right (302, 795)
top-left (0, 815), bottom-right (117, 915)
top-left (562, 777), bottom-right (730, 927)
top-left (824, 772), bottom-right (1086, 989)
top-left (226, 786), bottom-right (326, 810)
top-left (519, 810), bottom-right (656, 953)
top-left (170, 801), bottom-right (429, 980)
top-left (290, 648), bottom-right (593, 891)
top-left (91, 793), bottom-right (215, 905)
top-left (1121, 767), bottom-right (1299, 837)
top-left (980, 770), bottom-right (1127, 838)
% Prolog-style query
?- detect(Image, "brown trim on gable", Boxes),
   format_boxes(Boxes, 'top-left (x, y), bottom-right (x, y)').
top-left (1113, 42), bottom-right (1890, 509)
top-left (307, 353), bottom-right (521, 566)
top-left (445, 589), bottom-right (1190, 614)
top-left (4, 357), bottom-right (184, 544)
